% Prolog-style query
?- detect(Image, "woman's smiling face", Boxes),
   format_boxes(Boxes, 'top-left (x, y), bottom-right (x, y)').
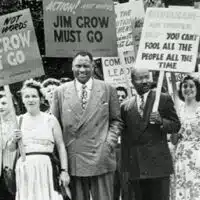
top-left (22, 87), bottom-right (41, 112)
top-left (181, 79), bottom-right (197, 101)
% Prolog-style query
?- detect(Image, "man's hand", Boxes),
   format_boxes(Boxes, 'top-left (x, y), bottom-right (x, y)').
top-left (149, 112), bottom-right (163, 125)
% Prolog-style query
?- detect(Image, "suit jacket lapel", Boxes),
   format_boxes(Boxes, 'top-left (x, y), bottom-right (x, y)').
top-left (143, 90), bottom-right (156, 127)
top-left (127, 96), bottom-right (146, 141)
top-left (64, 81), bottom-right (83, 118)
top-left (77, 79), bottom-right (102, 130)
top-left (131, 95), bottom-right (143, 120)
top-left (128, 91), bottom-right (155, 141)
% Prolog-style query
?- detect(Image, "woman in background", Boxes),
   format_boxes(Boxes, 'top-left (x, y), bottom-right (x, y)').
top-left (7, 79), bottom-right (69, 200)
top-left (174, 75), bottom-right (200, 200)
top-left (41, 78), bottom-right (61, 113)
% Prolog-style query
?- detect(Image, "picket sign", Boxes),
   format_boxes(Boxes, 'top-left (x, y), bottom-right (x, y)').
top-left (118, 51), bottom-right (133, 98)
top-left (4, 85), bottom-right (26, 161)
top-left (135, 7), bottom-right (200, 115)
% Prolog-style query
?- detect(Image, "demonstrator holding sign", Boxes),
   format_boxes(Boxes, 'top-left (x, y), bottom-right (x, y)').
top-left (120, 67), bottom-right (180, 200)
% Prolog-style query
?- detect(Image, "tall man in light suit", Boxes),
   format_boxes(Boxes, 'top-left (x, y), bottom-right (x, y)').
top-left (51, 51), bottom-right (122, 200)
top-left (121, 67), bottom-right (180, 200)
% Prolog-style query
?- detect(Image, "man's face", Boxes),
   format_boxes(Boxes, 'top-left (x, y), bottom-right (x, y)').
top-left (117, 90), bottom-right (127, 104)
top-left (72, 55), bottom-right (93, 84)
top-left (132, 68), bottom-right (151, 95)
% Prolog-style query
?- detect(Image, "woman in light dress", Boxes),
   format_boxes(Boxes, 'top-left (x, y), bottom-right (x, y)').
top-left (173, 75), bottom-right (200, 200)
top-left (0, 90), bottom-right (17, 200)
top-left (7, 79), bottom-right (70, 200)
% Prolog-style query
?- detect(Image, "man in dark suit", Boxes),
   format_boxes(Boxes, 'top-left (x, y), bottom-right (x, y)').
top-left (52, 51), bottom-right (123, 200)
top-left (121, 67), bottom-right (180, 200)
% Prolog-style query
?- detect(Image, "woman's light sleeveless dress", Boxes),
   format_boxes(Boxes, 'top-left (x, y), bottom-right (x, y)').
top-left (174, 106), bottom-right (200, 200)
top-left (15, 112), bottom-right (63, 200)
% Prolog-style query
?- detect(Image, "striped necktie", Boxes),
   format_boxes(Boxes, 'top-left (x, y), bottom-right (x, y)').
top-left (139, 94), bottom-right (145, 116)
top-left (81, 84), bottom-right (87, 110)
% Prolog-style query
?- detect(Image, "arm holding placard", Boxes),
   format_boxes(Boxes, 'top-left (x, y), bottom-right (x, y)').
top-left (7, 129), bottom-right (22, 151)
top-left (150, 71), bottom-right (181, 134)
top-left (4, 85), bottom-right (26, 161)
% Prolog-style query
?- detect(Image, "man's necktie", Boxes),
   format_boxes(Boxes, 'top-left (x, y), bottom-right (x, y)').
top-left (81, 84), bottom-right (87, 110)
top-left (139, 95), bottom-right (145, 116)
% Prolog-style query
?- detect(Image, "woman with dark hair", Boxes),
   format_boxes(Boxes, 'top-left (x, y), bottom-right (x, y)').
top-left (174, 75), bottom-right (200, 200)
top-left (7, 79), bottom-right (70, 200)
top-left (41, 78), bottom-right (61, 113)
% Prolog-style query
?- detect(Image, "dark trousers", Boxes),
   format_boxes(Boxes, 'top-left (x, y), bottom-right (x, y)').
top-left (113, 146), bottom-right (121, 200)
top-left (70, 172), bottom-right (114, 200)
top-left (126, 177), bottom-right (170, 200)
top-left (0, 176), bottom-right (14, 200)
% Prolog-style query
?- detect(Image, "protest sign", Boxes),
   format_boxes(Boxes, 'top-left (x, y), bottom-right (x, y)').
top-left (115, 0), bottom-right (144, 54)
top-left (0, 9), bottom-right (44, 86)
top-left (166, 72), bottom-right (184, 97)
top-left (135, 8), bottom-right (200, 73)
top-left (102, 52), bottom-right (135, 88)
top-left (131, 0), bottom-right (145, 55)
top-left (43, 0), bottom-right (118, 57)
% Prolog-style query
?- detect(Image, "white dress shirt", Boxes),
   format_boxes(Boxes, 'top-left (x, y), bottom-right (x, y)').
top-left (75, 78), bottom-right (93, 102)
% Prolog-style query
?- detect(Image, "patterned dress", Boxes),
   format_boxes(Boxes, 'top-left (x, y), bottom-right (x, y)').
top-left (174, 106), bottom-right (200, 200)
top-left (15, 112), bottom-right (63, 200)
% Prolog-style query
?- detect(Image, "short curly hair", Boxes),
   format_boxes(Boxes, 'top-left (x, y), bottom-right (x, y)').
top-left (73, 51), bottom-right (93, 62)
top-left (21, 79), bottom-right (43, 99)
top-left (42, 78), bottom-right (60, 88)
top-left (116, 86), bottom-right (128, 97)
top-left (178, 75), bottom-right (200, 102)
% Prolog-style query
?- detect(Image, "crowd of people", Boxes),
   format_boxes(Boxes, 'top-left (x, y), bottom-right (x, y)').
top-left (0, 51), bottom-right (199, 200)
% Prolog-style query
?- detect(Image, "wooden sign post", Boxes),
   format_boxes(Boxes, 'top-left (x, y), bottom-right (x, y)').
top-left (152, 71), bottom-right (165, 112)
top-left (4, 85), bottom-right (26, 161)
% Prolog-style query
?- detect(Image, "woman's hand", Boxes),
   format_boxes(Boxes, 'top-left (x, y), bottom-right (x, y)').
top-left (12, 129), bottom-right (22, 143)
top-left (59, 171), bottom-right (70, 187)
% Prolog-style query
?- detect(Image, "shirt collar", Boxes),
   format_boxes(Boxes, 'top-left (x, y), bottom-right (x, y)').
top-left (75, 78), bottom-right (93, 91)
top-left (137, 90), bottom-right (151, 101)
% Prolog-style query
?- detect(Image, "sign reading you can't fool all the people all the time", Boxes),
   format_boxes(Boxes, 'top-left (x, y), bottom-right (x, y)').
top-left (135, 8), bottom-right (200, 73)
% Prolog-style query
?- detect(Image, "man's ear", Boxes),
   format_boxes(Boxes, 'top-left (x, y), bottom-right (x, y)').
top-left (72, 64), bottom-right (75, 71)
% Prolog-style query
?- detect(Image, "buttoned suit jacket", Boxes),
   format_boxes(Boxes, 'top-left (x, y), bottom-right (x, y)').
top-left (121, 90), bottom-right (180, 180)
top-left (51, 79), bottom-right (122, 176)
